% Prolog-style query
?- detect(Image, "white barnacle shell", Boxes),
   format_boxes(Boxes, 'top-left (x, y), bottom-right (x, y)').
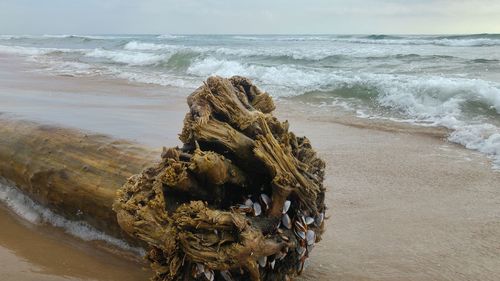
top-left (315, 212), bottom-right (324, 227)
top-left (297, 259), bottom-right (305, 274)
top-left (269, 258), bottom-right (276, 269)
top-left (260, 193), bottom-right (271, 209)
top-left (295, 229), bottom-right (306, 240)
top-left (296, 246), bottom-right (306, 258)
top-left (220, 270), bottom-right (233, 281)
top-left (282, 213), bottom-right (292, 229)
top-left (305, 216), bottom-right (314, 225)
top-left (258, 256), bottom-right (267, 267)
top-left (306, 230), bottom-right (315, 245)
top-left (307, 244), bottom-right (315, 254)
top-left (244, 198), bottom-right (253, 207)
top-left (283, 200), bottom-right (291, 214)
top-left (203, 269), bottom-right (214, 281)
top-left (253, 202), bottom-right (262, 216)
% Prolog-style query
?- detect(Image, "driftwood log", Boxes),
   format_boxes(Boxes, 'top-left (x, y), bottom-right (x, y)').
top-left (113, 76), bottom-right (326, 281)
top-left (0, 118), bottom-right (157, 242)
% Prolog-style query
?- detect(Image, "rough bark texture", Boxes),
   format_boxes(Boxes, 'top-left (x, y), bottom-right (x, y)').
top-left (114, 76), bottom-right (327, 281)
top-left (0, 118), bottom-right (157, 242)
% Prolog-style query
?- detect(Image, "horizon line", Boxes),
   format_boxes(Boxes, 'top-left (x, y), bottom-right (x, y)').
top-left (1, 32), bottom-right (499, 36)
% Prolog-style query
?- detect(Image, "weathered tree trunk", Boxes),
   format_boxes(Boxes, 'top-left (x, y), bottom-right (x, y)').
top-left (0, 118), bottom-right (157, 242)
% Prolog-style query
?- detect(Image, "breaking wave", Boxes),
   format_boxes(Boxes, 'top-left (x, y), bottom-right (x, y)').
top-left (287, 74), bottom-right (500, 169)
top-left (85, 48), bottom-right (168, 66)
top-left (0, 33), bottom-right (499, 169)
top-left (0, 44), bottom-right (75, 56)
top-left (124, 41), bottom-right (177, 51)
top-left (185, 57), bottom-right (500, 168)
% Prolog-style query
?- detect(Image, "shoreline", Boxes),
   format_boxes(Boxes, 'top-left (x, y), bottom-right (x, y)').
top-left (0, 53), bottom-right (460, 149)
top-left (0, 202), bottom-right (150, 281)
top-left (1, 53), bottom-right (500, 280)
top-left (278, 99), bottom-right (452, 140)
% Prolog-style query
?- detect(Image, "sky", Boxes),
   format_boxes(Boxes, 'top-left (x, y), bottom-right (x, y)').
top-left (0, 0), bottom-right (499, 35)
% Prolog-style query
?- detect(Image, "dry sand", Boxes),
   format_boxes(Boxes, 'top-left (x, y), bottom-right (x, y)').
top-left (1, 54), bottom-right (499, 281)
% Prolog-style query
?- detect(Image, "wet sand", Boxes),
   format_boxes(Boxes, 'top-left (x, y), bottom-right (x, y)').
top-left (1, 54), bottom-right (500, 281)
top-left (0, 54), bottom-right (186, 147)
top-left (0, 205), bottom-right (150, 281)
top-left (281, 112), bottom-right (500, 281)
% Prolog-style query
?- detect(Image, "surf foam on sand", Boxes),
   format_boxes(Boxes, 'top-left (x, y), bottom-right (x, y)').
top-left (0, 181), bottom-right (144, 256)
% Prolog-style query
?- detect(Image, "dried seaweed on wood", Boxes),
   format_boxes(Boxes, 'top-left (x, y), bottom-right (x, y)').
top-left (113, 76), bottom-right (326, 281)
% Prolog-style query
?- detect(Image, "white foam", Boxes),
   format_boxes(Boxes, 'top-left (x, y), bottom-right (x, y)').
top-left (188, 58), bottom-right (500, 168)
top-left (372, 76), bottom-right (500, 119)
top-left (0, 182), bottom-right (144, 256)
top-left (0, 44), bottom-right (83, 58)
top-left (187, 57), bottom-right (248, 77)
top-left (187, 57), bottom-right (337, 91)
top-left (124, 41), bottom-right (177, 51)
top-left (213, 46), bottom-right (325, 60)
top-left (42, 61), bottom-right (102, 76)
top-left (433, 38), bottom-right (500, 47)
top-left (85, 48), bottom-right (167, 66)
top-left (449, 125), bottom-right (500, 169)
top-left (0, 44), bottom-right (54, 56)
top-left (156, 34), bottom-right (184, 39)
top-left (328, 73), bottom-right (500, 169)
top-left (113, 68), bottom-right (198, 88)
top-left (2, 35), bottom-right (499, 169)
top-left (41, 34), bottom-right (75, 39)
top-left (118, 40), bottom-right (500, 62)
top-left (122, 43), bottom-right (356, 61)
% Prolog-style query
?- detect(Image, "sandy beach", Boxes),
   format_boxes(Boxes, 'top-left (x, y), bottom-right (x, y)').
top-left (1, 53), bottom-right (500, 281)
top-left (0, 205), bottom-right (150, 281)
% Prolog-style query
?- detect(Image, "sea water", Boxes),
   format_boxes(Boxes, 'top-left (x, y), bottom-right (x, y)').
top-left (0, 34), bottom-right (499, 168)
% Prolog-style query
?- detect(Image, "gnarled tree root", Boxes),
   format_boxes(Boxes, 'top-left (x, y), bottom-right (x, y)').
top-left (113, 76), bottom-right (326, 281)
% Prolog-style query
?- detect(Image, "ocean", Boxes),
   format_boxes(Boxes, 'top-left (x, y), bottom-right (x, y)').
top-left (1, 33), bottom-right (499, 169)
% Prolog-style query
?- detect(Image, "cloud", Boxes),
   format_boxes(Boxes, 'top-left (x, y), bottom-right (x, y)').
top-left (0, 0), bottom-right (498, 34)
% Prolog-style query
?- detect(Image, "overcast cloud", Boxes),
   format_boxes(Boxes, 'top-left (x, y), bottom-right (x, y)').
top-left (0, 0), bottom-right (499, 34)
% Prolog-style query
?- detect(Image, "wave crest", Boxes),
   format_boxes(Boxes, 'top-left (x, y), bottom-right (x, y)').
top-left (124, 41), bottom-right (177, 51)
top-left (85, 48), bottom-right (168, 66)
